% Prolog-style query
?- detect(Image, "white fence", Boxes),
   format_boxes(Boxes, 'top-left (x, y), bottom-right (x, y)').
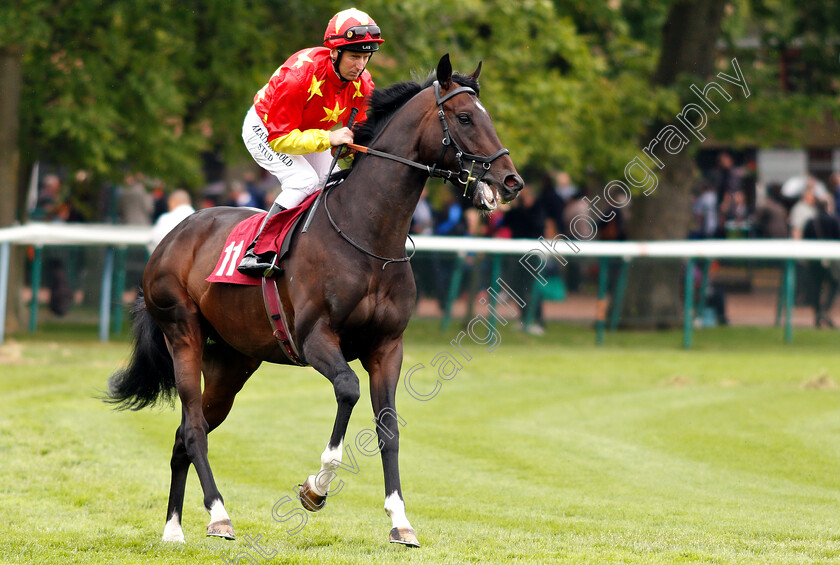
top-left (2, 222), bottom-right (840, 346)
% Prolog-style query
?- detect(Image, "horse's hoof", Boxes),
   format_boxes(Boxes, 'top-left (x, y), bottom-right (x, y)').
top-left (389, 527), bottom-right (420, 547)
top-left (206, 519), bottom-right (236, 540)
top-left (298, 478), bottom-right (327, 512)
top-left (162, 528), bottom-right (185, 543)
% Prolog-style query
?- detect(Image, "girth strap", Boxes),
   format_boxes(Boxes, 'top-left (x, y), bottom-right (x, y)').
top-left (261, 276), bottom-right (306, 366)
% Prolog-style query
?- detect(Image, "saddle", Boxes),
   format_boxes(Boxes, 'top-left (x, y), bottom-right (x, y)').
top-left (206, 170), bottom-right (350, 286)
top-left (206, 198), bottom-right (313, 286)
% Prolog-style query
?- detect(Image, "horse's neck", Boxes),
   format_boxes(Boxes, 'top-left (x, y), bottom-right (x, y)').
top-left (331, 105), bottom-right (429, 255)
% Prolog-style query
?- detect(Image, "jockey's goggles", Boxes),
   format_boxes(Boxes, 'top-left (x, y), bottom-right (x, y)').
top-left (329, 25), bottom-right (381, 42)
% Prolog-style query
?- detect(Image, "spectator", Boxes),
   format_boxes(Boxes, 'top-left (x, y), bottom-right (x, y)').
top-left (151, 181), bottom-right (170, 222)
top-left (30, 174), bottom-right (74, 314)
top-left (243, 171), bottom-right (268, 211)
top-left (789, 178), bottom-right (821, 239)
top-left (719, 189), bottom-right (750, 236)
top-left (503, 184), bottom-right (544, 240)
top-left (149, 190), bottom-right (196, 254)
top-left (225, 180), bottom-right (260, 208)
top-left (409, 189), bottom-right (437, 305)
top-left (830, 172), bottom-right (840, 221)
top-left (502, 183), bottom-right (548, 334)
top-left (411, 188), bottom-right (434, 236)
top-left (428, 192), bottom-right (471, 310)
top-left (689, 180), bottom-right (718, 239)
top-left (539, 170), bottom-right (573, 238)
top-left (560, 186), bottom-right (591, 292)
top-left (31, 174), bottom-right (63, 221)
top-left (596, 198), bottom-right (626, 242)
top-left (754, 185), bottom-right (789, 238)
top-left (434, 192), bottom-right (467, 236)
top-left (690, 181), bottom-right (718, 238)
top-left (694, 260), bottom-right (729, 326)
top-left (562, 187), bottom-right (593, 238)
top-left (803, 200), bottom-right (840, 328)
top-left (711, 151), bottom-right (742, 204)
top-left (118, 173), bottom-right (153, 225)
top-left (483, 200), bottom-right (509, 239)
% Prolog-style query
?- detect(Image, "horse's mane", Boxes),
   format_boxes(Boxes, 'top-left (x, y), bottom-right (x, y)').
top-left (353, 72), bottom-right (480, 148)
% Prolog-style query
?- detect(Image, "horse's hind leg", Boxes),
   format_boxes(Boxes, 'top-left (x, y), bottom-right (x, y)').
top-left (297, 329), bottom-right (361, 511)
top-left (162, 340), bottom-right (259, 542)
top-left (154, 290), bottom-right (242, 542)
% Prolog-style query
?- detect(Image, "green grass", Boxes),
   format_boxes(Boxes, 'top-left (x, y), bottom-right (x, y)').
top-left (2, 320), bottom-right (840, 564)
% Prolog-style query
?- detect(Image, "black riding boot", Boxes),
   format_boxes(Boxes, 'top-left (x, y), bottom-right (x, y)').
top-left (237, 203), bottom-right (286, 278)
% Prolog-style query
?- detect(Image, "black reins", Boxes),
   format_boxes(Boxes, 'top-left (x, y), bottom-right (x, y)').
top-left (324, 80), bottom-right (509, 268)
top-left (324, 189), bottom-right (416, 270)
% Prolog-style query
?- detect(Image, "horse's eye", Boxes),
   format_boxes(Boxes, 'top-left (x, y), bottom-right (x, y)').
top-left (457, 113), bottom-right (472, 125)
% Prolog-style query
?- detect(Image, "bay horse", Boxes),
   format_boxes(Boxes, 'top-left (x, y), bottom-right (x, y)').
top-left (107, 54), bottom-right (522, 548)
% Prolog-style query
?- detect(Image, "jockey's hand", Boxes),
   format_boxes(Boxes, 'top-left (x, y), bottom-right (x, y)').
top-left (329, 127), bottom-right (354, 147)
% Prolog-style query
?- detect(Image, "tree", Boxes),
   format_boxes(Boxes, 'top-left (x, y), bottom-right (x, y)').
top-left (0, 0), bottom-right (294, 330)
top-left (0, 2), bottom-right (48, 332)
top-left (619, 0), bottom-right (729, 328)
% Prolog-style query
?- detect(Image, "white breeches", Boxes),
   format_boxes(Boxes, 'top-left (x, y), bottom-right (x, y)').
top-left (242, 105), bottom-right (335, 209)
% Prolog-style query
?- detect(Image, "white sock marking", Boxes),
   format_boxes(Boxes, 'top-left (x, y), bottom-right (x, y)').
top-left (320, 440), bottom-right (343, 470)
top-left (162, 512), bottom-right (185, 542)
top-left (309, 440), bottom-right (343, 496)
top-left (208, 499), bottom-right (230, 523)
top-left (384, 491), bottom-right (412, 529)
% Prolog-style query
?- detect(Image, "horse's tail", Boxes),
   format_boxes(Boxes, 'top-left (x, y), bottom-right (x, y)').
top-left (105, 297), bottom-right (177, 411)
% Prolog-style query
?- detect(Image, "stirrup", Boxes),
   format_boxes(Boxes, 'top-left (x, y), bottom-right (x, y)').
top-left (235, 204), bottom-right (286, 278)
top-left (237, 250), bottom-right (282, 278)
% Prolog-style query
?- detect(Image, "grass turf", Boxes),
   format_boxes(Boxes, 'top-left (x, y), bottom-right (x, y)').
top-left (1, 320), bottom-right (839, 564)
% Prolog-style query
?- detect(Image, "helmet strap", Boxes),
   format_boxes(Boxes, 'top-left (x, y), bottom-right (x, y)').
top-left (333, 49), bottom-right (350, 82)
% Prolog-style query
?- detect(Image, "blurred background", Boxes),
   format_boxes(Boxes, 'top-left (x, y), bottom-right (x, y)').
top-left (1, 0), bottom-right (839, 337)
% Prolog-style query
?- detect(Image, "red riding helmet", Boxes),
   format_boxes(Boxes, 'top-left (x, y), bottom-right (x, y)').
top-left (323, 8), bottom-right (384, 53)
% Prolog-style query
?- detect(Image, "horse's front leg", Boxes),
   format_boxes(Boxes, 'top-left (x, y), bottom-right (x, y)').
top-left (362, 338), bottom-right (420, 547)
top-left (297, 327), bottom-right (361, 511)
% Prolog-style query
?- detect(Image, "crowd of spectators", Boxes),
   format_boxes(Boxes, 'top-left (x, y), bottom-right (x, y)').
top-left (406, 169), bottom-right (626, 334)
top-left (24, 154), bottom-right (840, 329)
top-left (689, 152), bottom-right (840, 328)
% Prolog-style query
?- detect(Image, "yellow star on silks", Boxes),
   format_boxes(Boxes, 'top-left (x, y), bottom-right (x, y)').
top-left (352, 80), bottom-right (364, 99)
top-left (292, 49), bottom-right (315, 69)
top-left (307, 76), bottom-right (324, 102)
top-left (321, 102), bottom-right (345, 123)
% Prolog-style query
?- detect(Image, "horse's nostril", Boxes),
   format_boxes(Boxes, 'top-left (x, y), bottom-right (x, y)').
top-left (504, 174), bottom-right (523, 190)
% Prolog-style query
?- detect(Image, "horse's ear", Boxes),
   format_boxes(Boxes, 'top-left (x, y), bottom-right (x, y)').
top-left (470, 61), bottom-right (482, 80)
top-left (437, 54), bottom-right (452, 88)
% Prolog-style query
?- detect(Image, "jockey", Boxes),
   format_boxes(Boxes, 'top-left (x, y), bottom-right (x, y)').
top-left (238, 8), bottom-right (383, 277)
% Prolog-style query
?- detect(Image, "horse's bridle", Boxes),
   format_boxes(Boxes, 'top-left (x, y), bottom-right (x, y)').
top-left (325, 80), bottom-right (510, 268)
top-left (429, 80), bottom-right (510, 191)
top-left (346, 80), bottom-right (510, 192)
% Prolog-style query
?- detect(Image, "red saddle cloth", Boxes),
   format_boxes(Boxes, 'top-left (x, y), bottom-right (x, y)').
top-left (206, 192), bottom-right (319, 285)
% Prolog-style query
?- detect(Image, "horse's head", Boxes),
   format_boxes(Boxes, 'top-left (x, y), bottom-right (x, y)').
top-left (422, 54), bottom-right (523, 210)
